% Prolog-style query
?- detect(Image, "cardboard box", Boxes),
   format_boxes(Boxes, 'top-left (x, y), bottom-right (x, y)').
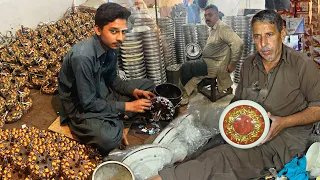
top-left (313, 46), bottom-right (320, 57)
top-left (284, 35), bottom-right (303, 51)
top-left (304, 35), bottom-right (313, 50)
top-left (289, 1), bottom-right (296, 14)
top-left (305, 24), bottom-right (314, 35)
top-left (278, 10), bottom-right (295, 21)
top-left (304, 47), bottom-right (312, 56)
top-left (312, 14), bottom-right (320, 23)
top-left (287, 18), bottom-right (305, 34)
top-left (296, 12), bottom-right (312, 24)
top-left (296, 1), bottom-right (313, 12)
top-left (314, 28), bottom-right (320, 35)
top-left (312, 21), bottom-right (320, 28)
top-left (313, 35), bottom-right (320, 47)
top-left (312, 4), bottom-right (320, 14)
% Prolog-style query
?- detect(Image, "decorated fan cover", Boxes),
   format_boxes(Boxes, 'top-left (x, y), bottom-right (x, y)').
top-left (149, 96), bottom-right (175, 121)
top-left (219, 100), bottom-right (270, 149)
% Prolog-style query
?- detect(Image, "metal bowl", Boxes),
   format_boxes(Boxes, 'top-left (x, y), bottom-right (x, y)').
top-left (127, 70), bottom-right (147, 79)
top-left (122, 40), bottom-right (143, 46)
top-left (92, 161), bottom-right (135, 180)
top-left (121, 52), bottom-right (144, 58)
top-left (120, 48), bottom-right (143, 54)
top-left (121, 56), bottom-right (144, 62)
top-left (126, 32), bottom-right (141, 37)
top-left (122, 60), bottom-right (144, 66)
top-left (142, 37), bottom-right (159, 43)
top-left (120, 44), bottom-right (143, 50)
top-left (124, 36), bottom-right (142, 41)
top-left (154, 83), bottom-right (182, 106)
top-left (144, 51), bottom-right (161, 57)
top-left (122, 63), bottom-right (145, 70)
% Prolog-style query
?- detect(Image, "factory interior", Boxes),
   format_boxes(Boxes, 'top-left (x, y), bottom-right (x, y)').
top-left (1, 0), bottom-right (320, 179)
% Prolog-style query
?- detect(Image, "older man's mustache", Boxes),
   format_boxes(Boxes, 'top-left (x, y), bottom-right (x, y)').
top-left (261, 46), bottom-right (271, 52)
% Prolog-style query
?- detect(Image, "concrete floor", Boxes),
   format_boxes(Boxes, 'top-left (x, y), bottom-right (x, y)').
top-left (3, 89), bottom-right (60, 130)
top-left (3, 86), bottom-right (235, 131)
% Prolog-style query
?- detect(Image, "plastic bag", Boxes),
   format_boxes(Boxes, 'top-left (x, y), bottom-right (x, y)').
top-left (106, 103), bottom-right (228, 179)
top-left (154, 103), bottom-right (227, 163)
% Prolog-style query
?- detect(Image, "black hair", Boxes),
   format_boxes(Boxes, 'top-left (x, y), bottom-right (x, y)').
top-left (251, 10), bottom-right (284, 32)
top-left (218, 11), bottom-right (224, 20)
top-left (95, 2), bottom-right (131, 29)
top-left (205, 4), bottom-right (219, 13)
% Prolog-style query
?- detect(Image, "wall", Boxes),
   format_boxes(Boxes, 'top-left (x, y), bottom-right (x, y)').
top-left (0, 0), bottom-right (146, 35)
top-left (0, 0), bottom-right (265, 35)
top-left (199, 0), bottom-right (265, 24)
top-left (0, 0), bottom-right (90, 35)
top-left (205, 0), bottom-right (265, 16)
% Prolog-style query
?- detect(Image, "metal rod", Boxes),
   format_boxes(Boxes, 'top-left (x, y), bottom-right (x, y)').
top-left (155, 0), bottom-right (158, 25)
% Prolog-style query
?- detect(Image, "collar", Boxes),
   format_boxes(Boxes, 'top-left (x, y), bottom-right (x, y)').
top-left (252, 44), bottom-right (289, 67)
top-left (211, 20), bottom-right (220, 30)
top-left (281, 45), bottom-right (289, 64)
top-left (93, 34), bottom-right (107, 58)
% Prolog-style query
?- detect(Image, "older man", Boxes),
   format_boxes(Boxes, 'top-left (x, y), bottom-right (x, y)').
top-left (149, 10), bottom-right (320, 180)
top-left (181, 4), bottom-right (243, 104)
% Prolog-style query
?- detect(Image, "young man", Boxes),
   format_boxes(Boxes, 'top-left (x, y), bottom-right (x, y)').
top-left (149, 10), bottom-right (320, 180)
top-left (58, 3), bottom-right (155, 156)
top-left (181, 4), bottom-right (243, 104)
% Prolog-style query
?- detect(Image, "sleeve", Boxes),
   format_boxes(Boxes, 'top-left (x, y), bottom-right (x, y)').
top-left (71, 55), bottom-right (126, 114)
top-left (106, 52), bottom-right (136, 96)
top-left (110, 75), bottom-right (136, 96)
top-left (220, 26), bottom-right (244, 67)
top-left (299, 57), bottom-right (320, 107)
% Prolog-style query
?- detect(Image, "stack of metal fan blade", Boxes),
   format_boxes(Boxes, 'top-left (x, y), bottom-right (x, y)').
top-left (141, 29), bottom-right (167, 85)
top-left (247, 16), bottom-right (256, 55)
top-left (171, 3), bottom-right (187, 64)
top-left (182, 24), bottom-right (198, 45)
top-left (196, 24), bottom-right (209, 50)
top-left (174, 17), bottom-right (187, 64)
top-left (119, 32), bottom-right (147, 80)
top-left (132, 9), bottom-right (156, 29)
top-left (158, 18), bottom-right (177, 66)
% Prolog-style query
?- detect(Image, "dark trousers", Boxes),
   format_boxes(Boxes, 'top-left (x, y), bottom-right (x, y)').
top-left (68, 79), bottom-right (154, 156)
top-left (181, 59), bottom-right (208, 85)
top-left (159, 127), bottom-right (311, 180)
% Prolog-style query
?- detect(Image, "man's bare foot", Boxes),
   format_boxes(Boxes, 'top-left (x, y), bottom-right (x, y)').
top-left (120, 128), bottom-right (129, 149)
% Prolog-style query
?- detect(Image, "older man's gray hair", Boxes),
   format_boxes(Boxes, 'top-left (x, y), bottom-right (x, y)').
top-left (251, 10), bottom-right (284, 32)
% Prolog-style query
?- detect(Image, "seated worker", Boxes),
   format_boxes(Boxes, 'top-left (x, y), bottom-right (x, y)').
top-left (149, 10), bottom-right (320, 180)
top-left (180, 4), bottom-right (243, 105)
top-left (58, 3), bottom-right (155, 156)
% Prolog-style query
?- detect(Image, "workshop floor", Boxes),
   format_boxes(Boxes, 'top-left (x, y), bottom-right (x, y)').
top-left (3, 89), bottom-right (60, 130)
top-left (3, 87), bottom-right (235, 139)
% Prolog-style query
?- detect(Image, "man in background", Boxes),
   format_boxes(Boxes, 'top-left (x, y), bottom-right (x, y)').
top-left (181, 4), bottom-right (243, 105)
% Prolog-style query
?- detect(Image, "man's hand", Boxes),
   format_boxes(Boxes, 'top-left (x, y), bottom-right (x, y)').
top-left (226, 64), bottom-right (235, 73)
top-left (125, 99), bottom-right (152, 113)
top-left (147, 175), bottom-right (162, 180)
top-left (133, 89), bottom-right (156, 100)
top-left (261, 112), bottom-right (288, 144)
